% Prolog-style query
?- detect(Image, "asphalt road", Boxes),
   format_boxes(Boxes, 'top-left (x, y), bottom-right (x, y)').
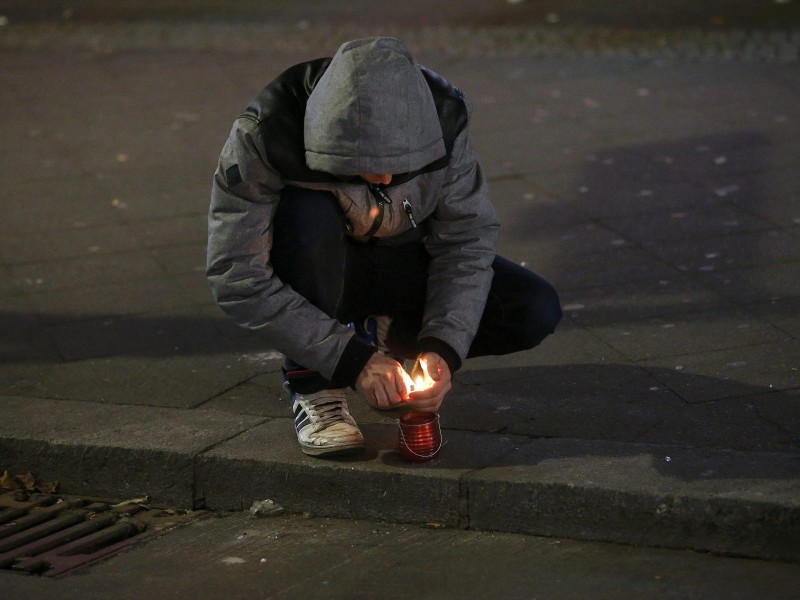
top-left (2, 511), bottom-right (800, 600)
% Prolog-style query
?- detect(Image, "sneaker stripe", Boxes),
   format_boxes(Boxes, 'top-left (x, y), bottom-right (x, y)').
top-left (287, 388), bottom-right (364, 456)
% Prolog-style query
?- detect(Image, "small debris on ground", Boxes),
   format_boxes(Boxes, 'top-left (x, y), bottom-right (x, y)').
top-left (0, 469), bottom-right (59, 494)
top-left (249, 499), bottom-right (284, 517)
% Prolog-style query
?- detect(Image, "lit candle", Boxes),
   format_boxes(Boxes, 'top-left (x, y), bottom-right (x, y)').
top-left (398, 411), bottom-right (442, 462)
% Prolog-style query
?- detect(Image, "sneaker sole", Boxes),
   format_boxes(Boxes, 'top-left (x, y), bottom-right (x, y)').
top-left (300, 442), bottom-right (365, 457)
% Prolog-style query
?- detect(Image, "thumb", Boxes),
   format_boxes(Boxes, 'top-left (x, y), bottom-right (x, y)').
top-left (425, 353), bottom-right (443, 381)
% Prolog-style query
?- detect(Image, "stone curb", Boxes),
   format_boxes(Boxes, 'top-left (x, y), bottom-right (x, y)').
top-left (2, 398), bottom-right (798, 562)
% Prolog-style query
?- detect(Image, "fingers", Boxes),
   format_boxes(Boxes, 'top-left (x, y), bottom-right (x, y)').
top-left (407, 395), bottom-right (442, 412)
top-left (408, 377), bottom-right (451, 412)
top-left (397, 366), bottom-right (414, 399)
top-left (367, 379), bottom-right (404, 410)
top-left (356, 353), bottom-right (413, 409)
top-left (422, 354), bottom-right (441, 381)
top-left (422, 352), bottom-right (449, 382)
top-left (408, 377), bottom-right (451, 413)
top-left (404, 352), bottom-right (452, 412)
top-left (357, 351), bottom-right (453, 412)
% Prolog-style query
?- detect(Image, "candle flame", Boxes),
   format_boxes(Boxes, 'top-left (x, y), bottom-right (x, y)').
top-left (411, 358), bottom-right (435, 392)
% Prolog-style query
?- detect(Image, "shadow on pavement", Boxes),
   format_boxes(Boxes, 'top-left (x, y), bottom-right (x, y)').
top-left (452, 364), bottom-right (799, 454)
top-left (0, 311), bottom-right (265, 364)
top-left (352, 361), bottom-right (800, 482)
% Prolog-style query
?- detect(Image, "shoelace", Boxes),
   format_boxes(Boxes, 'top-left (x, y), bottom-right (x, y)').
top-left (301, 390), bottom-right (350, 428)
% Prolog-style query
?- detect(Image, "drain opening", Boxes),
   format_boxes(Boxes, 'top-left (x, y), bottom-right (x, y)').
top-left (0, 490), bottom-right (206, 577)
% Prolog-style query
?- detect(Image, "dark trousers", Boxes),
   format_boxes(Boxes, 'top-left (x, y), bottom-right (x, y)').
top-left (271, 187), bottom-right (562, 375)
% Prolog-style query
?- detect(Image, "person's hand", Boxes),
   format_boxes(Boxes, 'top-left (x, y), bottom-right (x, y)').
top-left (356, 353), bottom-right (414, 409)
top-left (407, 352), bottom-right (451, 412)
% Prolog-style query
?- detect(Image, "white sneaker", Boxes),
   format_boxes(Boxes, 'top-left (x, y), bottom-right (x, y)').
top-left (291, 388), bottom-right (365, 456)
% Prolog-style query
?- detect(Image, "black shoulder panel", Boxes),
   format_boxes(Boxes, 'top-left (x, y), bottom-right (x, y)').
top-left (419, 65), bottom-right (469, 158)
top-left (243, 57), bottom-right (336, 183)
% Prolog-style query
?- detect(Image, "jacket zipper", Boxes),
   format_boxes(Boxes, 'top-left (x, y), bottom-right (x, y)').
top-left (365, 184), bottom-right (388, 237)
top-left (369, 184), bottom-right (392, 205)
top-left (367, 184), bottom-right (418, 232)
top-left (402, 199), bottom-right (418, 228)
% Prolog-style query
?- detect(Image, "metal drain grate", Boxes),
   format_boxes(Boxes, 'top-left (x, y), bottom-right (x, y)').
top-left (0, 490), bottom-right (206, 577)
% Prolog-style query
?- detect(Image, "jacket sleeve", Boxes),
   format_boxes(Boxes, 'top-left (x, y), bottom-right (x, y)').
top-left (419, 125), bottom-right (500, 371)
top-left (206, 118), bottom-right (373, 384)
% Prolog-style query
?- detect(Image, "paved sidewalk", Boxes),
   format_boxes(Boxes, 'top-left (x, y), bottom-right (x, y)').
top-left (1, 10), bottom-right (799, 562)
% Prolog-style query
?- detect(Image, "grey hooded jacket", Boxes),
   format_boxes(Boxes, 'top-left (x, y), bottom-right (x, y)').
top-left (207, 37), bottom-right (499, 387)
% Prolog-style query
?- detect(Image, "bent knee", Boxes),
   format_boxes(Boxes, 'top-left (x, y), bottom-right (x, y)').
top-left (518, 279), bottom-right (562, 348)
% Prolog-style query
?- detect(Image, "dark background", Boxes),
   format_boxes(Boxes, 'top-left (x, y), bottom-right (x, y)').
top-left (3, 0), bottom-right (800, 29)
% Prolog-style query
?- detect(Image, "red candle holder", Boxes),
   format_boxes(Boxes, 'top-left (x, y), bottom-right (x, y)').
top-left (397, 412), bottom-right (442, 462)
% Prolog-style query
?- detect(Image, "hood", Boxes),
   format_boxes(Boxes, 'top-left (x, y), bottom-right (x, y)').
top-left (304, 37), bottom-right (446, 176)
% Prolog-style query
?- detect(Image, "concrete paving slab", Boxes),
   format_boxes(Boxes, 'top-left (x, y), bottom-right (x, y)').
top-left (0, 396), bottom-right (266, 505)
top-left (699, 262), bottom-right (800, 305)
top-left (586, 307), bottom-right (790, 362)
top-left (126, 215), bottom-right (208, 249)
top-left (146, 243), bottom-right (208, 276)
top-left (528, 171), bottom-right (710, 220)
top-left (678, 138), bottom-right (800, 179)
top-left (560, 277), bottom-right (735, 326)
top-left (461, 324), bottom-right (627, 370)
top-left (476, 121), bottom-right (607, 178)
top-left (452, 383), bottom-right (674, 444)
top-left (22, 274), bottom-right (204, 326)
top-left (641, 340), bottom-right (800, 402)
top-left (91, 166), bottom-right (214, 219)
top-left (643, 229), bottom-right (800, 274)
top-left (44, 310), bottom-right (235, 362)
top-left (500, 221), bottom-right (624, 263)
top-left (489, 178), bottom-right (588, 231)
top-left (746, 297), bottom-right (800, 339)
top-left (0, 223), bottom-right (142, 266)
top-left (0, 331), bottom-right (61, 365)
top-left (741, 387), bottom-right (800, 443)
top-left (198, 370), bottom-right (286, 418)
top-left (11, 251), bottom-right (166, 293)
top-left (0, 352), bottom-right (270, 408)
top-left (732, 167), bottom-right (800, 226)
top-left (0, 179), bottom-right (125, 234)
top-left (605, 205), bottom-right (775, 247)
top-left (550, 246), bottom-right (678, 291)
top-left (449, 363), bottom-right (798, 452)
